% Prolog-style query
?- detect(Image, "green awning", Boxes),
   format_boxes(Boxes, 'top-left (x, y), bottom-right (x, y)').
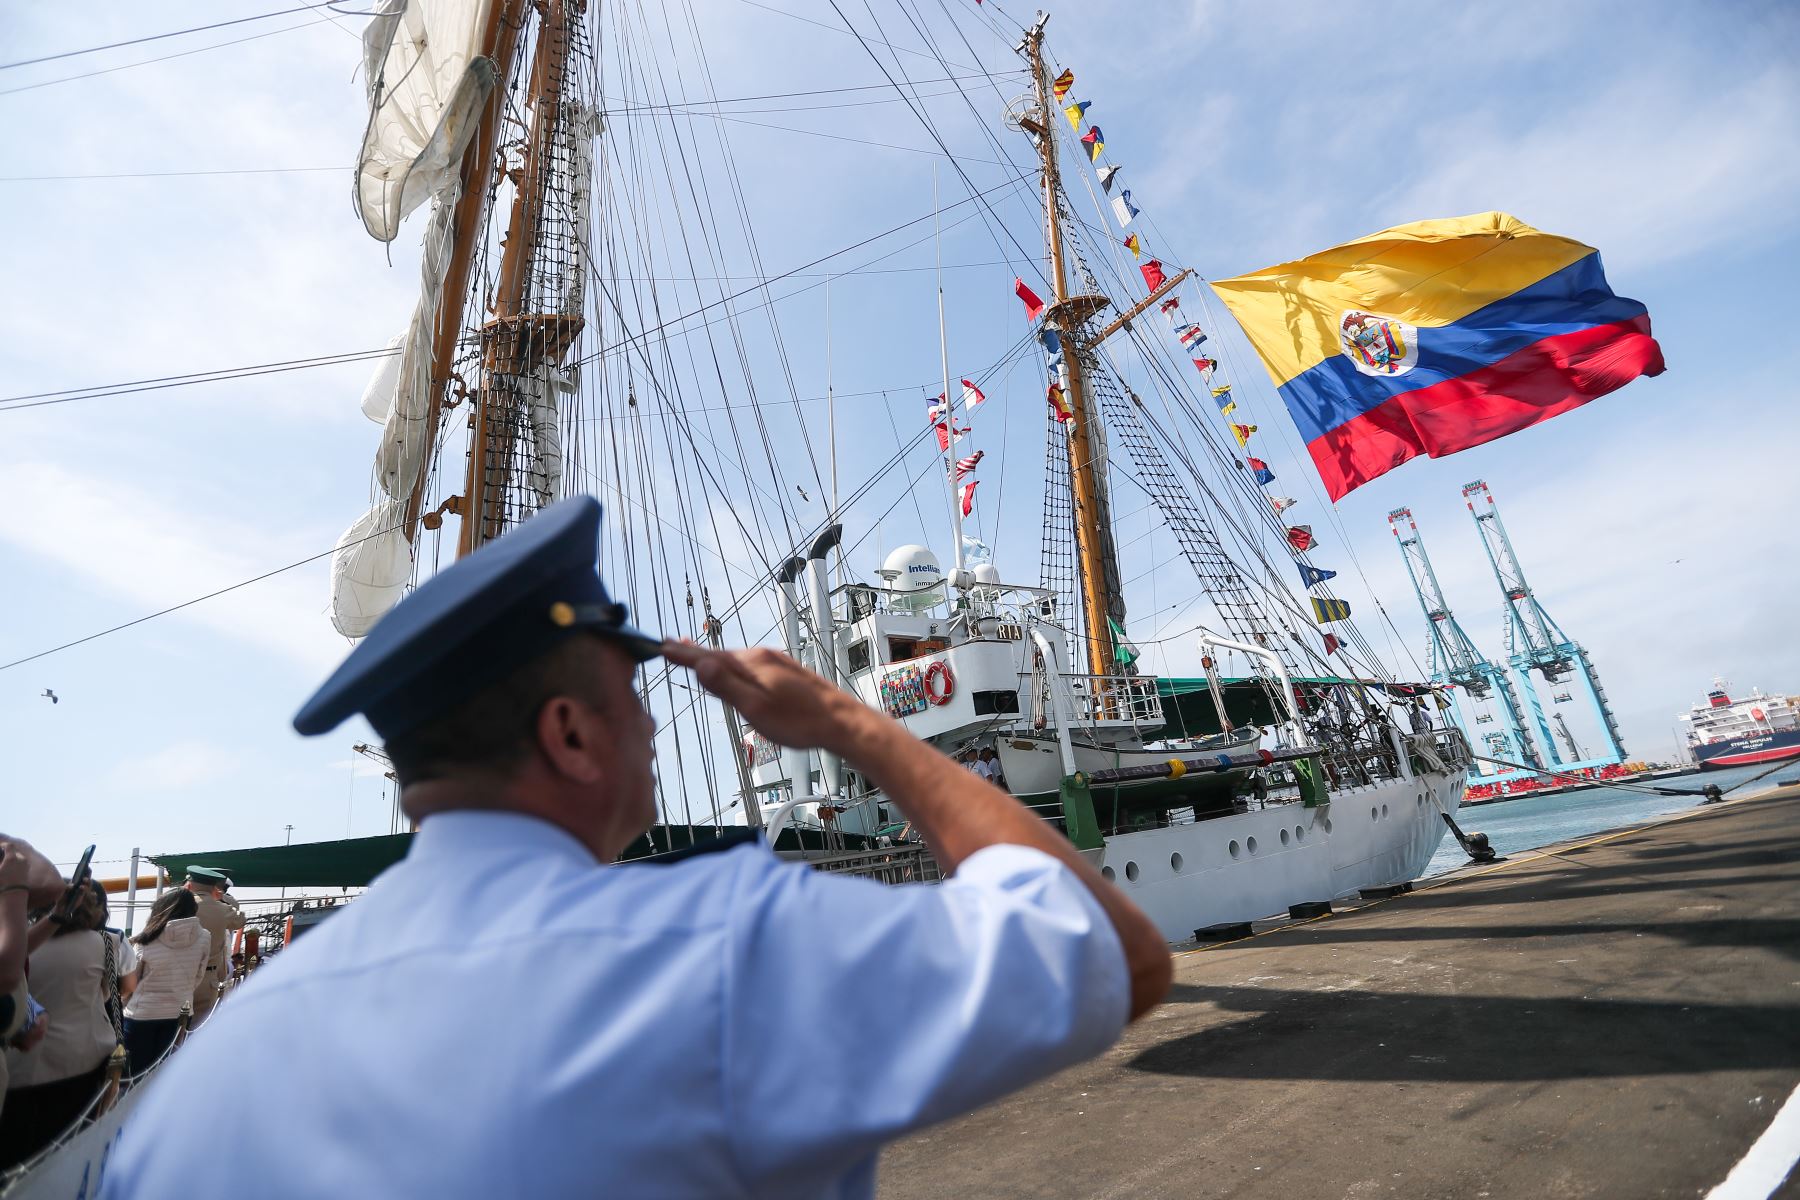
top-left (1155, 675), bottom-right (1432, 739)
top-left (149, 823), bottom-right (879, 889)
top-left (149, 835), bottom-right (411, 890)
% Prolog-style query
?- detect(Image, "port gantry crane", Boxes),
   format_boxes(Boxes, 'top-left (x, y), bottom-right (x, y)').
top-left (1463, 480), bottom-right (1626, 770)
top-left (1389, 506), bottom-right (1544, 775)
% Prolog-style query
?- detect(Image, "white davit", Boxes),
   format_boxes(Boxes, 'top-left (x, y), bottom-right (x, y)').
top-left (354, 0), bottom-right (497, 242)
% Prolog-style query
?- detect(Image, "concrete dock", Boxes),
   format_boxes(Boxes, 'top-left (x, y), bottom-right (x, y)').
top-left (880, 789), bottom-right (1800, 1199)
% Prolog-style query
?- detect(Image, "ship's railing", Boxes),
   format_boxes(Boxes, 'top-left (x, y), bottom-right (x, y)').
top-left (803, 844), bottom-right (943, 885)
top-left (1058, 672), bottom-right (1165, 728)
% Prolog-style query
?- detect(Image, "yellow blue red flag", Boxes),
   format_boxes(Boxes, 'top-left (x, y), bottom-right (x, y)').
top-left (1211, 212), bottom-right (1664, 500)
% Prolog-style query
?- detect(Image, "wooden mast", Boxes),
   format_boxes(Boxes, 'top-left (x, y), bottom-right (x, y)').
top-left (459, 0), bottom-right (581, 557)
top-left (402, 0), bottom-right (531, 546)
top-left (1022, 23), bottom-right (1116, 682)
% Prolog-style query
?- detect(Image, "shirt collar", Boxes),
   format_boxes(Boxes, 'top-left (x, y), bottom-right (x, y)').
top-left (409, 810), bottom-right (600, 869)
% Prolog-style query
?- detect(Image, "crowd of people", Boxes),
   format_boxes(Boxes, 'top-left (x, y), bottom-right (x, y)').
top-left (0, 837), bottom-right (245, 1172)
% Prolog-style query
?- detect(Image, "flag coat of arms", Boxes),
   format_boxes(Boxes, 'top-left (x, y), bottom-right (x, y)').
top-left (1212, 211), bottom-right (1664, 500)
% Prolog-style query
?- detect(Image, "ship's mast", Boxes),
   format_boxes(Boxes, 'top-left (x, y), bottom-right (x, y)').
top-left (402, 0), bottom-right (531, 547)
top-left (1020, 20), bottom-right (1116, 679)
top-left (461, 0), bottom-right (582, 556)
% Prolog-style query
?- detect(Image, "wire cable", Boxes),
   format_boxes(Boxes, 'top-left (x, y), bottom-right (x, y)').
top-left (0, 3), bottom-right (343, 71)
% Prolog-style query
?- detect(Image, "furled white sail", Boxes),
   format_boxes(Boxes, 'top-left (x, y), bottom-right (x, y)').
top-left (329, 499), bottom-right (412, 638)
top-left (355, 0), bottom-right (496, 242)
top-left (359, 333), bottom-right (405, 423)
top-left (332, 185), bottom-right (460, 637)
top-left (375, 188), bottom-right (458, 500)
top-left (560, 104), bottom-right (603, 320)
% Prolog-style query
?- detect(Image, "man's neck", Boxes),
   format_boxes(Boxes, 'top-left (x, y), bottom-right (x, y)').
top-left (402, 778), bottom-right (623, 863)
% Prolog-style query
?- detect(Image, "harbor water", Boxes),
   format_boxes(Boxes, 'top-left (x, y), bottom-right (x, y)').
top-left (1423, 760), bottom-right (1800, 877)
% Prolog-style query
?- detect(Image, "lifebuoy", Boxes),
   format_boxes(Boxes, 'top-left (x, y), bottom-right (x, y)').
top-left (924, 660), bottom-right (955, 705)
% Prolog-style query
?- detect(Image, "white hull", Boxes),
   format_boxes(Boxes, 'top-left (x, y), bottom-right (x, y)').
top-left (1095, 767), bottom-right (1467, 941)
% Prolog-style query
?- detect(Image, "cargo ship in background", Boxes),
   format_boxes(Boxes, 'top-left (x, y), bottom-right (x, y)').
top-left (1680, 679), bottom-right (1800, 769)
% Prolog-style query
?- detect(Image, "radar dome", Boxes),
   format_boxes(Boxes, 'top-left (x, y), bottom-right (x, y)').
top-left (971, 563), bottom-right (1001, 586)
top-left (881, 544), bottom-right (944, 612)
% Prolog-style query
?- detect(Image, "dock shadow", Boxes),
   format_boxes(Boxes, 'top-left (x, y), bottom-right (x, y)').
top-left (1130, 982), bottom-right (1800, 1083)
top-left (1250, 915), bottom-right (1800, 961)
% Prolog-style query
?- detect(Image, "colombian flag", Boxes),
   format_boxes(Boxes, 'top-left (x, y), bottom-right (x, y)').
top-left (1212, 212), bottom-right (1664, 500)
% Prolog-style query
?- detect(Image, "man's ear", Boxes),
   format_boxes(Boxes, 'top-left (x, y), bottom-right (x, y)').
top-left (535, 695), bottom-right (607, 784)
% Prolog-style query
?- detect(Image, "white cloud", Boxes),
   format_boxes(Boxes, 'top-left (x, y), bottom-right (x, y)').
top-left (1382, 67), bottom-right (1800, 274)
top-left (106, 740), bottom-right (242, 792)
top-left (0, 458), bottom-right (347, 674)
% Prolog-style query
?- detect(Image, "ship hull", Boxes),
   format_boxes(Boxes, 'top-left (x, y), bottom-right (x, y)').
top-left (1094, 766), bottom-right (1468, 942)
top-left (1693, 728), bottom-right (1800, 770)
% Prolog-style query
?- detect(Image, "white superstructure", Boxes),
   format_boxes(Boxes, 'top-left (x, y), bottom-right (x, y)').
top-left (750, 536), bottom-right (1470, 942)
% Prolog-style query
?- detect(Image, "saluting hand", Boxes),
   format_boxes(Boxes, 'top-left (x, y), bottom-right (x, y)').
top-left (662, 640), bottom-right (875, 756)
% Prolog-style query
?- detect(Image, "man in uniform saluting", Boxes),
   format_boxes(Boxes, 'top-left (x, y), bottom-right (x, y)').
top-left (180, 866), bottom-right (243, 1025)
top-left (103, 497), bottom-right (1170, 1198)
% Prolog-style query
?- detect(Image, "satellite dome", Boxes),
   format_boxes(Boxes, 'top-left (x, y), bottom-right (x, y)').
top-left (881, 544), bottom-right (944, 612)
top-left (971, 563), bottom-right (1001, 586)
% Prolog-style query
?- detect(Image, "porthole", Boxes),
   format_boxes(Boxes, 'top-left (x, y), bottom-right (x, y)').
top-left (1295, 825), bottom-right (1306, 842)
top-left (1170, 852), bottom-right (1184, 872)
top-left (1417, 794), bottom-right (1425, 808)
top-left (1370, 806), bottom-right (1379, 822)
top-left (1321, 817), bottom-right (1333, 834)
top-left (1101, 865), bottom-right (1115, 881)
top-left (1279, 829), bottom-right (1290, 847)
top-left (1228, 840), bottom-right (1241, 859)
top-left (1125, 861), bottom-right (1140, 882)
top-left (1381, 804), bottom-right (1389, 819)
top-left (1246, 836), bottom-right (1259, 855)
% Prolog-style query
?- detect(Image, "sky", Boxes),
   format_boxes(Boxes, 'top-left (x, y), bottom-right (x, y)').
top-left (3, 0), bottom-right (1797, 880)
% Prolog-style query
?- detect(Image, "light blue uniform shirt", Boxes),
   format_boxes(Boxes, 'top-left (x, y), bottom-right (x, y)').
top-left (103, 811), bottom-right (1128, 1198)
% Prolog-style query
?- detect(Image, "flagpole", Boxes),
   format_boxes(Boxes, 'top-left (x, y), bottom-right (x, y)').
top-left (934, 162), bottom-right (967, 573)
top-left (826, 271), bottom-right (842, 585)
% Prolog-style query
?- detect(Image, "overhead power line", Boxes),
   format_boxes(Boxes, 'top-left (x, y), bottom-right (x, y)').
top-left (0, 2), bottom-right (341, 71)
top-left (0, 166), bottom-right (344, 183)
top-left (0, 16), bottom-right (337, 97)
top-left (0, 530), bottom-right (379, 675)
top-left (0, 347), bottom-right (397, 412)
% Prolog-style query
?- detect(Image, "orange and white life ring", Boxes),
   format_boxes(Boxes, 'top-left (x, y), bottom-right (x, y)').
top-left (924, 659), bottom-right (955, 706)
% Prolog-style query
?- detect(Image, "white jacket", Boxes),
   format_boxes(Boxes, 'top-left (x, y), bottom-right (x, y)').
top-left (124, 918), bottom-right (212, 1022)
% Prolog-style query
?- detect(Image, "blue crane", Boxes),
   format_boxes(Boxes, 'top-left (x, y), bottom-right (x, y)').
top-left (1463, 480), bottom-right (1626, 770)
top-left (1389, 506), bottom-right (1544, 774)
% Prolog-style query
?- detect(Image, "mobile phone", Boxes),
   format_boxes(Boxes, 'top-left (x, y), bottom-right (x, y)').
top-left (53, 845), bottom-right (96, 921)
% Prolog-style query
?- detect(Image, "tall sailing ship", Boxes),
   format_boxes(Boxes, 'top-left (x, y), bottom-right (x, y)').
top-left (325, 0), bottom-right (1472, 941)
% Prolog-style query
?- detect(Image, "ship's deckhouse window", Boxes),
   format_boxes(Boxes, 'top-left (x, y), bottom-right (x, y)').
top-left (847, 639), bottom-right (872, 674)
top-left (887, 636), bottom-right (948, 663)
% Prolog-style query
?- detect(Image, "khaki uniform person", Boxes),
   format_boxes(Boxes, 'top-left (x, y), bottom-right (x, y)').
top-left (182, 867), bottom-right (243, 1025)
